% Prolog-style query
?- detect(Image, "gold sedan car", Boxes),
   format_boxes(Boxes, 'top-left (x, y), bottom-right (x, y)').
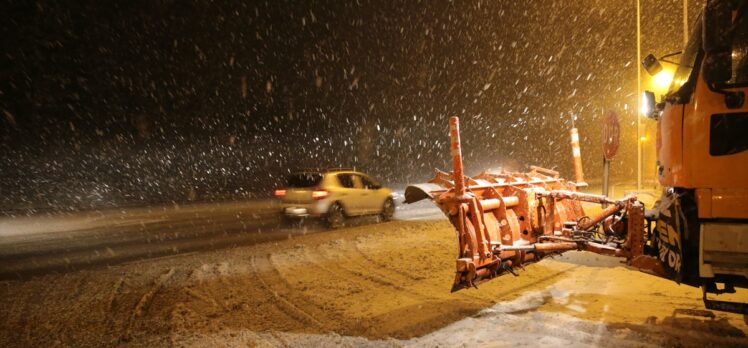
top-left (274, 169), bottom-right (395, 228)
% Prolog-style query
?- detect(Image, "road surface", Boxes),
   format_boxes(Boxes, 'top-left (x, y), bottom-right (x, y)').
top-left (1, 199), bottom-right (747, 347)
top-left (0, 199), bottom-right (443, 280)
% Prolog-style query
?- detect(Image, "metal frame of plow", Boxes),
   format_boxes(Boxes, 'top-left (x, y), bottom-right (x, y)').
top-left (405, 116), bottom-right (665, 291)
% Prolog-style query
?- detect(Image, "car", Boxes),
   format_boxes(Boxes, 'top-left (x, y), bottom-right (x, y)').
top-left (273, 168), bottom-right (395, 228)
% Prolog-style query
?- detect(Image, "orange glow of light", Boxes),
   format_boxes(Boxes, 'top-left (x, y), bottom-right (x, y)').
top-left (652, 70), bottom-right (673, 91)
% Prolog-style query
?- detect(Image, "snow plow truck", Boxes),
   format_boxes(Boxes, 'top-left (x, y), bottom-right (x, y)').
top-left (405, 0), bottom-right (748, 314)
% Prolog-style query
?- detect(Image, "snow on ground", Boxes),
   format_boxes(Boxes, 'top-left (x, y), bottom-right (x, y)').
top-left (1, 200), bottom-right (747, 347)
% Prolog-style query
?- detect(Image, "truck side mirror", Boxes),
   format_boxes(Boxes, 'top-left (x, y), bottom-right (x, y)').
top-left (641, 91), bottom-right (657, 119)
top-left (702, 0), bottom-right (732, 83)
top-left (642, 53), bottom-right (663, 76)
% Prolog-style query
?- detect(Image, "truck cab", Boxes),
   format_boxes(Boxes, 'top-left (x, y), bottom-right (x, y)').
top-left (642, 0), bottom-right (748, 300)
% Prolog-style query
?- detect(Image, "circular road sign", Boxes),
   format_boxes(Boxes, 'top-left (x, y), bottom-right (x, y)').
top-left (602, 110), bottom-right (620, 161)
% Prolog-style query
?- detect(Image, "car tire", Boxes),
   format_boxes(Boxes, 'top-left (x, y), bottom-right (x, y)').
top-left (280, 214), bottom-right (295, 227)
top-left (326, 202), bottom-right (345, 228)
top-left (380, 198), bottom-right (395, 222)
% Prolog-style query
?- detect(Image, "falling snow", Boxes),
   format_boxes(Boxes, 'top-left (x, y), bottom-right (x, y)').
top-left (0, 0), bottom-right (702, 213)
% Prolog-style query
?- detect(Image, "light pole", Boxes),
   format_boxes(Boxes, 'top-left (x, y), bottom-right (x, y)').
top-left (641, 135), bottom-right (648, 187)
top-left (683, 0), bottom-right (689, 47)
top-left (636, 0), bottom-right (642, 191)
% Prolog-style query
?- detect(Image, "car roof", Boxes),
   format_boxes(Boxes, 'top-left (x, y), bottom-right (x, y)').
top-left (294, 168), bottom-right (364, 175)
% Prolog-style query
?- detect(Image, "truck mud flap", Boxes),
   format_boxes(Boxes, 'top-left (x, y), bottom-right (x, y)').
top-left (703, 296), bottom-right (748, 315)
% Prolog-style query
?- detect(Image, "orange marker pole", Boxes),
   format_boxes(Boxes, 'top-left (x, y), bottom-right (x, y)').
top-left (449, 116), bottom-right (466, 197)
top-left (570, 127), bottom-right (587, 186)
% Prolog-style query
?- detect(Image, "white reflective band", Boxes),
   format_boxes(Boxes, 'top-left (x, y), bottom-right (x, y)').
top-left (571, 133), bottom-right (579, 143)
top-left (573, 147), bottom-right (581, 157)
top-left (451, 147), bottom-right (460, 156)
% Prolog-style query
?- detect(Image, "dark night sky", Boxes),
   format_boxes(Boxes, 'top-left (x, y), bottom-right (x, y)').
top-left (0, 0), bottom-right (704, 212)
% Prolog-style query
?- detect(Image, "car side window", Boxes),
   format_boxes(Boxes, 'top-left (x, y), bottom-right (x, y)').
top-left (336, 174), bottom-right (355, 188)
top-left (360, 175), bottom-right (379, 190)
top-left (350, 175), bottom-right (364, 189)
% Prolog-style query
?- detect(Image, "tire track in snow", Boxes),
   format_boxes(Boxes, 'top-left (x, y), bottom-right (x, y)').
top-left (250, 255), bottom-right (328, 330)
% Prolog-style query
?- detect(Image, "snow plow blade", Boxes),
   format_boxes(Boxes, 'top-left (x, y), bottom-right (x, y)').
top-left (404, 183), bottom-right (443, 204)
top-left (406, 166), bottom-right (587, 291)
top-left (409, 116), bottom-right (655, 292)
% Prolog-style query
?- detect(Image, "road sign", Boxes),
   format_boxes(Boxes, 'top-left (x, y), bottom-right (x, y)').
top-left (602, 111), bottom-right (620, 161)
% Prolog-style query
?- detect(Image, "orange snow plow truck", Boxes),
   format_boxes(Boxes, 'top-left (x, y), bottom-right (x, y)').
top-left (406, 0), bottom-right (748, 314)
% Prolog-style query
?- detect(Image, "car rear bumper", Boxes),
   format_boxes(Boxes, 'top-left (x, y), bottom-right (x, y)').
top-left (280, 200), bottom-right (329, 217)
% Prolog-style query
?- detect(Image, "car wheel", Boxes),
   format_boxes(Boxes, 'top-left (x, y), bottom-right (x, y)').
top-left (326, 202), bottom-right (345, 228)
top-left (380, 198), bottom-right (395, 222)
top-left (280, 214), bottom-right (295, 227)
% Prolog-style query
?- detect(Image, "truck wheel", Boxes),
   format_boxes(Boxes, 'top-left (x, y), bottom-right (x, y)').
top-left (380, 198), bottom-right (395, 222)
top-left (326, 202), bottom-right (345, 228)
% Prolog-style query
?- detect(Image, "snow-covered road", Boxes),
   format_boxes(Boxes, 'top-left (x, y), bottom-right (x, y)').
top-left (0, 199), bottom-right (443, 279)
top-left (1, 200), bottom-right (747, 347)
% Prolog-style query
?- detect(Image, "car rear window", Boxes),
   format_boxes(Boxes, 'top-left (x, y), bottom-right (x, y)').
top-left (286, 173), bottom-right (323, 188)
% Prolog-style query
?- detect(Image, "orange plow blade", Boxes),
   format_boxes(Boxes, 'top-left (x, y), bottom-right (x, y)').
top-left (405, 167), bottom-right (588, 291)
top-left (406, 117), bottom-right (652, 291)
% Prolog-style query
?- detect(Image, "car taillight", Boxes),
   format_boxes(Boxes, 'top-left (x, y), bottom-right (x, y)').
top-left (312, 189), bottom-right (329, 200)
top-left (274, 189), bottom-right (286, 198)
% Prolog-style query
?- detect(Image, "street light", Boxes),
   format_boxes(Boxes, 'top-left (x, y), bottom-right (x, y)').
top-left (653, 70), bottom-right (674, 91)
top-left (637, 0), bottom-right (642, 191)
